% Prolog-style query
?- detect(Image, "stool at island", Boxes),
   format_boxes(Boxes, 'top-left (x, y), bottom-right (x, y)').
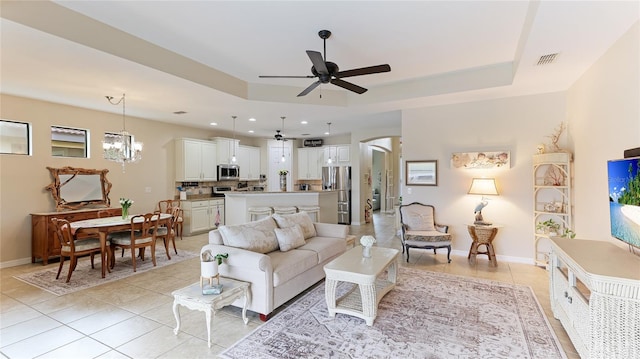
top-left (296, 205), bottom-right (320, 222)
top-left (273, 206), bottom-right (297, 215)
top-left (248, 206), bottom-right (273, 221)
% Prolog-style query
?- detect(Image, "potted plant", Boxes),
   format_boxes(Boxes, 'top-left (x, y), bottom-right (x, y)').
top-left (200, 250), bottom-right (228, 287)
top-left (536, 219), bottom-right (561, 235)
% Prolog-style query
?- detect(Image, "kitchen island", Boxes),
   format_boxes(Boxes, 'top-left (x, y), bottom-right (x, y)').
top-left (224, 191), bottom-right (338, 225)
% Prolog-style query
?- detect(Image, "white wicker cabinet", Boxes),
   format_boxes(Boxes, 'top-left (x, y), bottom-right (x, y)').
top-left (533, 152), bottom-right (573, 266)
top-left (549, 238), bottom-right (640, 359)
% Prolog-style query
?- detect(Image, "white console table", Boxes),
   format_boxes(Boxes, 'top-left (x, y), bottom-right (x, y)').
top-left (549, 238), bottom-right (640, 359)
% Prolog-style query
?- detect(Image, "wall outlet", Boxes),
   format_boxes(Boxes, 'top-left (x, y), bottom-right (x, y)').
top-left (145, 187), bottom-right (151, 193)
top-left (407, 188), bottom-right (412, 194)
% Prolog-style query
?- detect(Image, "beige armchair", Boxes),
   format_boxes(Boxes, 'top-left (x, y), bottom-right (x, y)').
top-left (399, 202), bottom-right (452, 263)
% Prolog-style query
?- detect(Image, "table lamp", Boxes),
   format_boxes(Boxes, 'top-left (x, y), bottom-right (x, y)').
top-left (468, 178), bottom-right (499, 225)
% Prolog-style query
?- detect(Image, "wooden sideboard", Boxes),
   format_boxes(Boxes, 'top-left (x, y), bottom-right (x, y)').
top-left (31, 207), bottom-right (121, 265)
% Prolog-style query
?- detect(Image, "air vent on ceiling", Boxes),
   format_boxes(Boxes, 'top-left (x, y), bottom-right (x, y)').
top-left (537, 53), bottom-right (559, 66)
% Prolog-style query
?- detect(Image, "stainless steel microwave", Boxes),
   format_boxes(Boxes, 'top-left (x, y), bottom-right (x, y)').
top-left (217, 164), bottom-right (239, 181)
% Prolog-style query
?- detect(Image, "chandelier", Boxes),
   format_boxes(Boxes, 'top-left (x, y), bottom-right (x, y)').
top-left (103, 93), bottom-right (143, 172)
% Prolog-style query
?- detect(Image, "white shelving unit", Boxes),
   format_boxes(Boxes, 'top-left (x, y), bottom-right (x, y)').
top-left (533, 152), bottom-right (573, 266)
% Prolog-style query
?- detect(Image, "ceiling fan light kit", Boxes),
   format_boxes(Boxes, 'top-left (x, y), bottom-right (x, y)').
top-left (259, 30), bottom-right (391, 97)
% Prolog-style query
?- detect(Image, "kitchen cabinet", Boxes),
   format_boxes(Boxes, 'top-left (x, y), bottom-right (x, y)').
top-left (183, 199), bottom-right (224, 235)
top-left (238, 145), bottom-right (261, 180)
top-left (212, 137), bottom-right (240, 166)
top-left (297, 147), bottom-right (324, 179)
top-left (31, 207), bottom-right (122, 265)
top-left (323, 145), bottom-right (350, 165)
top-left (175, 138), bottom-right (217, 181)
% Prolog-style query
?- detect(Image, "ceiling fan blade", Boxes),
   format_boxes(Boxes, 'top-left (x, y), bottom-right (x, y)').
top-left (306, 50), bottom-right (329, 74)
top-left (330, 78), bottom-right (367, 94)
top-left (259, 75), bottom-right (315, 78)
top-left (335, 64), bottom-right (391, 78)
top-left (297, 80), bottom-right (322, 97)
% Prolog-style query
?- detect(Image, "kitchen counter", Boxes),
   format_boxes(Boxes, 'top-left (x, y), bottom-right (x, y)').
top-left (224, 191), bottom-right (338, 225)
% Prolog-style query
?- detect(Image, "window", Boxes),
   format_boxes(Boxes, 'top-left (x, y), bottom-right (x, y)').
top-left (51, 126), bottom-right (88, 158)
top-left (0, 120), bottom-right (31, 155)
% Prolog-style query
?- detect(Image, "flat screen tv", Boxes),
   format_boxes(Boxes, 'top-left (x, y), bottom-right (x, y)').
top-left (608, 157), bottom-right (640, 248)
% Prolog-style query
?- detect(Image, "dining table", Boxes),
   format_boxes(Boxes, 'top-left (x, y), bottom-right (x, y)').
top-left (69, 213), bottom-right (172, 276)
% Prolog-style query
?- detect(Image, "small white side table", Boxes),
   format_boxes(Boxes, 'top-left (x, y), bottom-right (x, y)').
top-left (172, 277), bottom-right (250, 347)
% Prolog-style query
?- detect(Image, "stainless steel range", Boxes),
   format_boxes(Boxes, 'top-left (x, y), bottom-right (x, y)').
top-left (212, 186), bottom-right (233, 197)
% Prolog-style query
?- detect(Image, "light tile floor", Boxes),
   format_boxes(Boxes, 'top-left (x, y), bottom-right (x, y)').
top-left (1, 211), bottom-right (578, 358)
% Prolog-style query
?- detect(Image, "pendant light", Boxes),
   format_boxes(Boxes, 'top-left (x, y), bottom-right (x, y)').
top-left (102, 93), bottom-right (143, 172)
top-left (280, 116), bottom-right (286, 163)
top-left (325, 122), bottom-right (333, 164)
top-left (231, 115), bottom-right (237, 163)
top-left (324, 122), bottom-right (331, 135)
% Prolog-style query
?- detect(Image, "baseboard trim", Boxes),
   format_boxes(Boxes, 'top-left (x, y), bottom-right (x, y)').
top-left (1, 257), bottom-right (33, 269)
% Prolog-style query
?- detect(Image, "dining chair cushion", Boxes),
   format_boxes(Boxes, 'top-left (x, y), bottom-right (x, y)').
top-left (274, 225), bottom-right (306, 252)
top-left (273, 212), bottom-right (317, 240)
top-left (219, 216), bottom-right (279, 254)
top-left (151, 227), bottom-right (170, 236)
top-left (61, 238), bottom-right (104, 252)
top-left (110, 235), bottom-right (153, 246)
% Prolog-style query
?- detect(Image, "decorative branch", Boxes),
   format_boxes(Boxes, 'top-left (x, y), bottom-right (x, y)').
top-left (546, 122), bottom-right (566, 153)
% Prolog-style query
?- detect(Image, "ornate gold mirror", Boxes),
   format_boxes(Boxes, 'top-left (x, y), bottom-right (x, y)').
top-left (45, 167), bottom-right (112, 211)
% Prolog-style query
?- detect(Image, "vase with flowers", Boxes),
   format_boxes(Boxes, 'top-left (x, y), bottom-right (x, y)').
top-left (360, 235), bottom-right (376, 258)
top-left (120, 197), bottom-right (133, 220)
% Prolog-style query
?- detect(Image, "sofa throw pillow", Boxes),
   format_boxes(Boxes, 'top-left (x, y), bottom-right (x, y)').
top-left (219, 217), bottom-right (279, 254)
top-left (403, 208), bottom-right (436, 231)
top-left (273, 212), bottom-right (317, 239)
top-left (274, 225), bottom-right (306, 252)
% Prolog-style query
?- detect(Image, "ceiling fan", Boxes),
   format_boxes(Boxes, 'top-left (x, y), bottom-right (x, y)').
top-left (259, 30), bottom-right (391, 97)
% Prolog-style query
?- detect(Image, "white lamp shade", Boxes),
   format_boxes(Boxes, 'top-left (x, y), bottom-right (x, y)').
top-left (468, 178), bottom-right (499, 196)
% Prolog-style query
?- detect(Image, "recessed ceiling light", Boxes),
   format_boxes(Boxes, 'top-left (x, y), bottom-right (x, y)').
top-left (249, 118), bottom-right (256, 122)
top-left (210, 122), bottom-right (218, 126)
top-left (248, 130), bottom-right (254, 133)
top-left (301, 121), bottom-right (308, 124)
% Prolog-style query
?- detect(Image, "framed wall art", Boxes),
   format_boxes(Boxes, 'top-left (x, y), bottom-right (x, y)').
top-left (406, 160), bottom-right (438, 186)
top-left (451, 151), bottom-right (510, 169)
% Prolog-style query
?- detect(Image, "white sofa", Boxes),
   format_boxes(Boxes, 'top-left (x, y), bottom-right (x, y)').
top-left (201, 212), bottom-right (349, 320)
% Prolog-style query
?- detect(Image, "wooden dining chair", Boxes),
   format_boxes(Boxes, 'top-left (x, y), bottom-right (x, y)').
top-left (109, 213), bottom-right (158, 272)
top-left (52, 218), bottom-right (109, 283)
top-left (153, 209), bottom-right (179, 259)
top-left (158, 199), bottom-right (183, 240)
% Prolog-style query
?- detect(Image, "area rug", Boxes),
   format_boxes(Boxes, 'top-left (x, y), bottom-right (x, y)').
top-left (14, 250), bottom-right (198, 296)
top-left (221, 268), bottom-right (566, 359)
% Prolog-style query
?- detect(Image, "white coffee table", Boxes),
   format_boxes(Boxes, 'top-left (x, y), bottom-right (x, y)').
top-left (323, 246), bottom-right (399, 326)
top-left (171, 277), bottom-right (250, 347)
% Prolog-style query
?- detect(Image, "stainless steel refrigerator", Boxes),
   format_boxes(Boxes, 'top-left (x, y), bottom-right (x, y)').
top-left (322, 166), bottom-right (351, 224)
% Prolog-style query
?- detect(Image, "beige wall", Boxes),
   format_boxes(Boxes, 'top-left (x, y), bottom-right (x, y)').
top-left (0, 95), bottom-right (224, 266)
top-left (400, 21), bottom-right (639, 262)
top-left (402, 92), bottom-right (567, 262)
top-left (568, 21), bottom-right (640, 246)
